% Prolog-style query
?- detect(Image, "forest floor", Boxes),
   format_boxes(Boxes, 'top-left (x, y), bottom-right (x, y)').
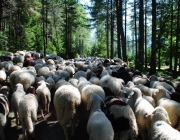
top-left (4, 102), bottom-right (89, 140)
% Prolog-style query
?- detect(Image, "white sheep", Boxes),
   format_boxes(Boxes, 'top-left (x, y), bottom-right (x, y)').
top-left (18, 93), bottom-right (38, 139)
top-left (53, 84), bottom-right (81, 140)
top-left (128, 87), bottom-right (154, 140)
top-left (89, 76), bottom-right (100, 85)
top-left (81, 84), bottom-right (105, 120)
top-left (37, 66), bottom-right (50, 78)
top-left (10, 83), bottom-right (26, 124)
top-left (0, 69), bottom-right (6, 81)
top-left (104, 96), bottom-right (138, 140)
top-left (68, 78), bottom-right (78, 87)
top-left (36, 80), bottom-right (51, 119)
top-left (0, 94), bottom-right (9, 140)
top-left (132, 75), bottom-right (149, 86)
top-left (145, 106), bottom-right (180, 140)
top-left (87, 93), bottom-right (114, 140)
top-left (152, 86), bottom-right (180, 131)
top-left (9, 70), bottom-right (35, 91)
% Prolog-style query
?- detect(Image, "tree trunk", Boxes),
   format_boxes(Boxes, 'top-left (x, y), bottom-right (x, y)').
top-left (173, 0), bottom-right (180, 78)
top-left (144, 0), bottom-right (147, 68)
top-left (149, 0), bottom-right (157, 75)
top-left (110, 0), bottom-right (114, 59)
top-left (134, 0), bottom-right (138, 61)
top-left (169, 1), bottom-right (173, 71)
top-left (119, 0), bottom-right (127, 62)
top-left (136, 0), bottom-right (144, 71)
top-left (115, 0), bottom-right (121, 59)
top-left (106, 0), bottom-right (109, 58)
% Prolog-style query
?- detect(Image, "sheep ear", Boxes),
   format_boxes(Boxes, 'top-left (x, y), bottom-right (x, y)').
top-left (87, 97), bottom-right (93, 110)
top-left (145, 114), bottom-right (153, 120)
top-left (128, 91), bottom-right (134, 99)
top-left (45, 82), bottom-right (50, 86)
top-left (153, 89), bottom-right (159, 95)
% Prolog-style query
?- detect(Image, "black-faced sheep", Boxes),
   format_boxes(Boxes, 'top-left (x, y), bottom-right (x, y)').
top-left (53, 84), bottom-right (81, 140)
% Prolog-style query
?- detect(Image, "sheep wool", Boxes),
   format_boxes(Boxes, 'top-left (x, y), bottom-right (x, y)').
top-left (10, 83), bottom-right (26, 125)
top-left (0, 94), bottom-right (9, 140)
top-left (152, 86), bottom-right (180, 131)
top-left (54, 84), bottom-right (81, 140)
top-left (147, 106), bottom-right (180, 140)
top-left (87, 93), bottom-right (114, 140)
top-left (104, 96), bottom-right (138, 140)
top-left (18, 94), bottom-right (38, 139)
top-left (36, 80), bottom-right (51, 119)
top-left (129, 87), bottom-right (154, 140)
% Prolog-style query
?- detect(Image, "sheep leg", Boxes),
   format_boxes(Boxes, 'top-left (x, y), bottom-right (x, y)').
top-left (38, 106), bottom-right (44, 119)
top-left (46, 103), bottom-right (50, 113)
top-left (21, 120), bottom-right (27, 140)
top-left (62, 125), bottom-right (70, 140)
top-left (14, 111), bottom-right (19, 125)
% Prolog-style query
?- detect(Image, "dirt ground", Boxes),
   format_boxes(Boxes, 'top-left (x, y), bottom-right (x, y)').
top-left (4, 102), bottom-right (89, 140)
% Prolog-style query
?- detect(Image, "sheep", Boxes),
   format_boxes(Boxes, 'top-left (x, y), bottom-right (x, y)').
top-left (46, 74), bottom-right (55, 95)
top-left (81, 84), bottom-right (105, 120)
top-left (99, 75), bottom-right (123, 96)
top-left (8, 65), bottom-right (21, 76)
top-left (145, 106), bottom-right (180, 140)
top-left (113, 66), bottom-right (132, 85)
top-left (89, 76), bottom-right (100, 85)
top-left (10, 83), bottom-right (26, 125)
top-left (104, 96), bottom-right (138, 140)
top-left (53, 84), bottom-right (81, 140)
top-left (0, 86), bottom-right (11, 98)
top-left (0, 94), bottom-right (9, 140)
top-left (74, 70), bottom-right (87, 79)
top-left (128, 87), bottom-right (154, 140)
top-left (87, 93), bottom-right (114, 140)
top-left (0, 61), bottom-right (13, 74)
top-left (0, 69), bottom-right (6, 81)
top-left (56, 69), bottom-right (70, 81)
top-left (9, 70), bottom-right (35, 91)
top-left (18, 93), bottom-right (38, 139)
top-left (55, 79), bottom-right (71, 90)
top-left (132, 75), bottom-right (150, 86)
top-left (36, 80), bottom-right (51, 119)
top-left (152, 86), bottom-right (180, 131)
top-left (150, 75), bottom-right (175, 93)
top-left (37, 66), bottom-right (50, 78)
top-left (136, 84), bottom-right (159, 97)
top-left (68, 78), bottom-right (78, 87)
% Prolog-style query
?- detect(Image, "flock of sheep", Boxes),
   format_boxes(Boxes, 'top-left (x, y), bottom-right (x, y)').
top-left (0, 50), bottom-right (180, 140)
